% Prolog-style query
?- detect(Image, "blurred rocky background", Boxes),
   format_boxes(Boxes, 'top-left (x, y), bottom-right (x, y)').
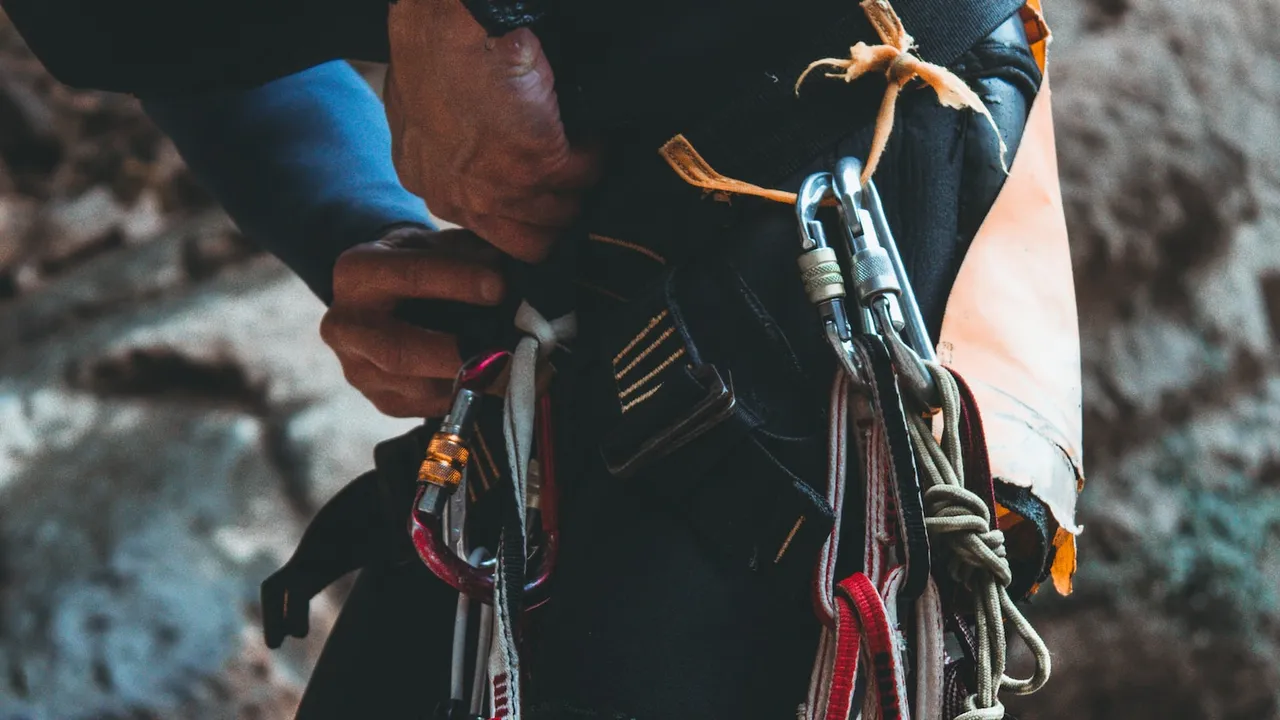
top-left (0, 13), bottom-right (413, 719)
top-left (1, 0), bottom-right (1277, 718)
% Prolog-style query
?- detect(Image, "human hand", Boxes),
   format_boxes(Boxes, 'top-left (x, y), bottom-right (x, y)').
top-left (321, 225), bottom-right (506, 418)
top-left (384, 0), bottom-right (599, 264)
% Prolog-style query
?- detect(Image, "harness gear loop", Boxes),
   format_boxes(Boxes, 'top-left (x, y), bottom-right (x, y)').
top-left (908, 362), bottom-right (1051, 718)
top-left (795, 0), bottom-right (1009, 186)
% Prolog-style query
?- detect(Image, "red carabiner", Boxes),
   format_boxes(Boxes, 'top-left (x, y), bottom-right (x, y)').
top-left (408, 350), bottom-right (559, 606)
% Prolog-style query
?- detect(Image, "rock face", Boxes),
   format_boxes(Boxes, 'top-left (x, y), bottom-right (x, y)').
top-left (0, 15), bottom-right (417, 719)
top-left (2, 0), bottom-right (1280, 718)
top-left (1007, 1), bottom-right (1280, 718)
top-left (0, 247), bottom-right (418, 720)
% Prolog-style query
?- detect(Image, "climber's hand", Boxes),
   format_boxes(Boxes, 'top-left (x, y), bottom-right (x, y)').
top-left (385, 0), bottom-right (599, 264)
top-left (321, 225), bottom-right (505, 418)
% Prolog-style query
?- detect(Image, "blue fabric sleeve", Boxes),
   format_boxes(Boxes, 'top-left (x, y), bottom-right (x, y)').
top-left (140, 60), bottom-right (433, 303)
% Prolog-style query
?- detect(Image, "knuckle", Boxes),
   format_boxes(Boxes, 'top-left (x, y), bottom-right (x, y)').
top-left (370, 394), bottom-right (410, 418)
top-left (399, 256), bottom-right (439, 296)
top-left (341, 359), bottom-right (373, 388)
top-left (318, 311), bottom-right (342, 347)
top-left (381, 341), bottom-right (418, 375)
top-left (332, 249), bottom-right (372, 298)
top-left (341, 363), bottom-right (364, 389)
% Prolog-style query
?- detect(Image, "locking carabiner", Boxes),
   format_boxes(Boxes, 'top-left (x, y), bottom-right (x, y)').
top-left (409, 349), bottom-right (559, 605)
top-left (796, 172), bottom-right (867, 388)
top-left (831, 158), bottom-right (939, 410)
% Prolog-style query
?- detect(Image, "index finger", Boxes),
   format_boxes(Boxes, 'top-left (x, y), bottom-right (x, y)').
top-left (333, 245), bottom-right (506, 310)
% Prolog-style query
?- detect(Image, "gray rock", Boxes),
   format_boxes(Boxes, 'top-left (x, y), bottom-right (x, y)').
top-left (36, 187), bottom-right (128, 266)
top-left (0, 195), bottom-right (36, 272)
top-left (0, 400), bottom-right (281, 719)
top-left (1034, 0), bottom-right (1280, 716)
top-left (0, 256), bottom-right (413, 719)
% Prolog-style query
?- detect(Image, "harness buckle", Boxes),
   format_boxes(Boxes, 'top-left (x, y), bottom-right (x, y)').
top-left (603, 363), bottom-right (737, 479)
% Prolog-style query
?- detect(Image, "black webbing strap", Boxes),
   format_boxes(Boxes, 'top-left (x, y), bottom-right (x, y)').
top-left (589, 266), bottom-right (836, 587)
top-left (678, 0), bottom-right (1026, 187)
top-left (896, 0), bottom-right (1028, 66)
top-left (855, 334), bottom-right (931, 603)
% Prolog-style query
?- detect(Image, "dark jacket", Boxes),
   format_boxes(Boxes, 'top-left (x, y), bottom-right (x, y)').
top-left (1, 0), bottom-right (1022, 140)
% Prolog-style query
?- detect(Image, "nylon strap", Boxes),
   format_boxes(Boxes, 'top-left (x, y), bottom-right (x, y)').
top-left (489, 302), bottom-right (577, 720)
top-left (858, 335), bottom-right (931, 601)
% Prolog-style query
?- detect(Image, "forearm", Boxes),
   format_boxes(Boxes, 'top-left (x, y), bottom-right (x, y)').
top-left (141, 61), bottom-right (432, 303)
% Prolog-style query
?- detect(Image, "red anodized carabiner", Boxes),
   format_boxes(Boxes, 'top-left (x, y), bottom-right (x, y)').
top-left (408, 349), bottom-right (559, 605)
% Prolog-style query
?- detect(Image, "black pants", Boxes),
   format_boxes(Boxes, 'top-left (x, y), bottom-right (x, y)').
top-left (294, 15), bottom-right (1040, 720)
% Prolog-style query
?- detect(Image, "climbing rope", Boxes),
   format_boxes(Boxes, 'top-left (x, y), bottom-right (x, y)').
top-left (906, 362), bottom-right (1051, 720)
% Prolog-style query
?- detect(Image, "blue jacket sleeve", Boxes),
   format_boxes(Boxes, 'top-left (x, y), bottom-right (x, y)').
top-left (140, 60), bottom-right (433, 304)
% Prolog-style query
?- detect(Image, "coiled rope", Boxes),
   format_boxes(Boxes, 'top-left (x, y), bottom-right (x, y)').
top-left (907, 362), bottom-right (1051, 719)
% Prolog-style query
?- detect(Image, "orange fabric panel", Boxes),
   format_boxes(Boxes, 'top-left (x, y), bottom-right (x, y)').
top-left (936, 71), bottom-right (1084, 595)
top-left (1020, 0), bottom-right (1051, 73)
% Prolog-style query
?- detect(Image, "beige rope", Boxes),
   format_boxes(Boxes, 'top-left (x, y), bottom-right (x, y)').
top-left (795, 0), bottom-right (1009, 185)
top-left (907, 362), bottom-right (1051, 720)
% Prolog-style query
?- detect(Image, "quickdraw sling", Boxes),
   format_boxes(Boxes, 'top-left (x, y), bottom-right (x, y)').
top-left (783, 157), bottom-right (1050, 720)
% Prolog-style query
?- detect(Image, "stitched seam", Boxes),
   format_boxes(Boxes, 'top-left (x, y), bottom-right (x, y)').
top-left (574, 279), bottom-right (627, 302)
top-left (618, 348), bottom-right (685, 400)
top-left (614, 326), bottom-right (676, 380)
top-left (588, 233), bottom-right (667, 265)
top-left (475, 430), bottom-right (499, 484)
top-left (613, 310), bottom-right (669, 365)
top-left (775, 515), bottom-right (807, 563)
top-left (621, 383), bottom-right (664, 414)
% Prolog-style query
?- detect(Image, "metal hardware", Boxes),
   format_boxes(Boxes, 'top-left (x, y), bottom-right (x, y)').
top-left (602, 363), bottom-right (737, 480)
top-left (795, 172), bottom-right (869, 388)
top-left (832, 158), bottom-right (939, 409)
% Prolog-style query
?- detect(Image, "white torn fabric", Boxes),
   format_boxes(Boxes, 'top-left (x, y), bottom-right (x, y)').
top-left (489, 301), bottom-right (577, 720)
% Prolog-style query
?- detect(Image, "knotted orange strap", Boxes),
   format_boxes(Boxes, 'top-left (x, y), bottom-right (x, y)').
top-left (658, 134), bottom-right (804, 206)
top-left (795, 0), bottom-right (1009, 185)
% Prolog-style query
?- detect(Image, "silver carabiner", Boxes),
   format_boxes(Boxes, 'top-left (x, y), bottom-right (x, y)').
top-left (832, 158), bottom-right (939, 409)
top-left (796, 172), bottom-right (867, 388)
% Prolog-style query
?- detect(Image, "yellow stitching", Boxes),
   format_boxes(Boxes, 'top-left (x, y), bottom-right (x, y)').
top-left (588, 234), bottom-right (667, 265)
top-left (474, 432), bottom-right (498, 486)
top-left (774, 516), bottom-right (807, 564)
top-left (613, 310), bottom-right (669, 365)
top-left (621, 383), bottom-right (663, 413)
top-left (471, 454), bottom-right (491, 492)
top-left (574, 279), bottom-right (627, 303)
top-left (614, 326), bottom-right (676, 380)
top-left (619, 348), bottom-right (686, 399)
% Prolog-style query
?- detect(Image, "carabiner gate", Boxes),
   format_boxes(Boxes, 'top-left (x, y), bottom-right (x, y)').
top-left (409, 348), bottom-right (558, 605)
top-left (832, 158), bottom-right (939, 411)
top-left (796, 172), bottom-right (867, 389)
